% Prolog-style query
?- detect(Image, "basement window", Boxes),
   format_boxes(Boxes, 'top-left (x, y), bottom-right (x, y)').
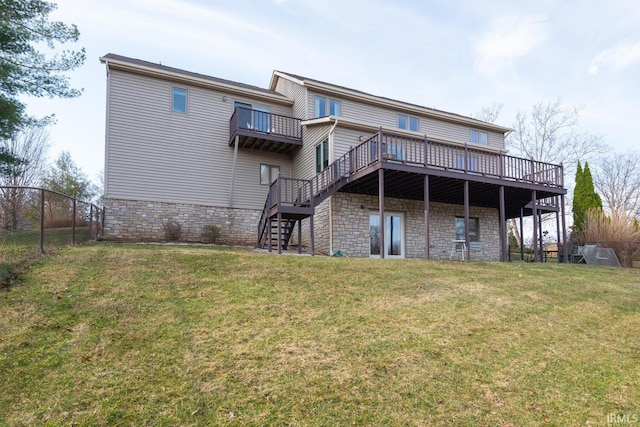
top-left (455, 217), bottom-right (479, 241)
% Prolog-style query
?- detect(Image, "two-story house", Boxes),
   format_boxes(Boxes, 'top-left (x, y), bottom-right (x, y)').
top-left (100, 54), bottom-right (567, 261)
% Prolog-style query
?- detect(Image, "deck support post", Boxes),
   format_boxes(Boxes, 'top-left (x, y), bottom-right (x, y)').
top-left (560, 195), bottom-right (567, 262)
top-left (267, 218), bottom-right (272, 253)
top-left (277, 212), bottom-right (282, 255)
top-left (499, 186), bottom-right (506, 262)
top-left (464, 180), bottom-right (470, 261)
top-left (310, 214), bottom-right (315, 256)
top-left (297, 219), bottom-right (302, 254)
top-left (309, 180), bottom-right (315, 256)
top-left (539, 211), bottom-right (544, 261)
top-left (229, 135), bottom-right (239, 207)
top-left (424, 175), bottom-right (430, 259)
top-left (378, 168), bottom-right (385, 259)
top-left (555, 199), bottom-right (561, 260)
top-left (519, 209), bottom-right (525, 261)
top-left (531, 190), bottom-right (538, 262)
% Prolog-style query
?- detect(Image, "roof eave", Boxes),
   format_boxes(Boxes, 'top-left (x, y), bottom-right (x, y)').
top-left (303, 80), bottom-right (511, 134)
top-left (101, 56), bottom-right (293, 106)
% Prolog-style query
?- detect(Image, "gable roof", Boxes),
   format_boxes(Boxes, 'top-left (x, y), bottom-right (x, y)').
top-left (270, 70), bottom-right (511, 134)
top-left (100, 53), bottom-right (292, 105)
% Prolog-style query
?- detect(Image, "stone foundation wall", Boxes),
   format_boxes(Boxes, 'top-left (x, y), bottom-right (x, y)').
top-left (329, 193), bottom-right (501, 260)
top-left (104, 195), bottom-right (502, 260)
top-left (103, 198), bottom-right (261, 245)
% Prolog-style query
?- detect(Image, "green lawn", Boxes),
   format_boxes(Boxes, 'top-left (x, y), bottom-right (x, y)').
top-left (0, 227), bottom-right (89, 283)
top-left (1, 244), bottom-right (638, 426)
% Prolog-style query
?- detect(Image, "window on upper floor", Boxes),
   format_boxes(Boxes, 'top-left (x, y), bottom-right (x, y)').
top-left (398, 114), bottom-right (419, 132)
top-left (260, 164), bottom-right (280, 185)
top-left (455, 217), bottom-right (479, 241)
top-left (470, 129), bottom-right (488, 146)
top-left (315, 138), bottom-right (329, 173)
top-left (314, 96), bottom-right (341, 118)
top-left (172, 87), bottom-right (188, 113)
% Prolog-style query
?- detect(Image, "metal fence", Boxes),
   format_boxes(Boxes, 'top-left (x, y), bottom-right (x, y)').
top-left (0, 186), bottom-right (103, 255)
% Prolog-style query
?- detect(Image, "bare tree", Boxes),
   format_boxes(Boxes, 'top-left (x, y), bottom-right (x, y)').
top-left (472, 102), bottom-right (503, 124)
top-left (593, 151), bottom-right (640, 219)
top-left (506, 98), bottom-right (608, 246)
top-left (508, 98), bottom-right (607, 174)
top-left (0, 124), bottom-right (50, 229)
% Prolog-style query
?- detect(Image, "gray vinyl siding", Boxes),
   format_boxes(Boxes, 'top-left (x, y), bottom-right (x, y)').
top-left (306, 90), bottom-right (505, 151)
top-left (292, 123), bottom-right (332, 180)
top-left (333, 128), bottom-right (374, 159)
top-left (275, 78), bottom-right (308, 120)
top-left (105, 69), bottom-right (292, 210)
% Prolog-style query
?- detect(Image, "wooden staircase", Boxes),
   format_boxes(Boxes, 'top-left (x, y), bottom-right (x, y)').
top-left (256, 133), bottom-right (371, 253)
top-left (261, 216), bottom-right (297, 251)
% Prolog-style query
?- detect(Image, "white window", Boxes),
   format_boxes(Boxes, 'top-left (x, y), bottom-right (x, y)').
top-left (398, 114), bottom-right (419, 132)
top-left (314, 96), bottom-right (341, 118)
top-left (172, 87), bottom-right (187, 113)
top-left (260, 164), bottom-right (280, 185)
top-left (470, 130), bottom-right (488, 146)
top-left (329, 99), bottom-right (341, 116)
top-left (315, 138), bottom-right (329, 173)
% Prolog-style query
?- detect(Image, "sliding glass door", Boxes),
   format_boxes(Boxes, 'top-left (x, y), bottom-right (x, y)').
top-left (369, 212), bottom-right (404, 258)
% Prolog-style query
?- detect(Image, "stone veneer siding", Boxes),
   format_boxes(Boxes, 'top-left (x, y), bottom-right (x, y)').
top-left (103, 198), bottom-right (261, 245)
top-left (105, 195), bottom-right (502, 260)
top-left (324, 193), bottom-right (502, 260)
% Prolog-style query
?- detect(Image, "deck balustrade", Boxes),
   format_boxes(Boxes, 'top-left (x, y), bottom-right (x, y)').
top-left (258, 128), bottom-right (565, 255)
top-left (229, 107), bottom-right (302, 147)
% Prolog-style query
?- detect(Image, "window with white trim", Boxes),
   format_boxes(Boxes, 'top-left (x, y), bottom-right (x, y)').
top-left (470, 129), bottom-right (488, 146)
top-left (172, 87), bottom-right (187, 113)
top-left (260, 164), bottom-right (280, 185)
top-left (398, 114), bottom-right (419, 132)
top-left (314, 96), bottom-right (341, 118)
top-left (315, 138), bottom-right (329, 173)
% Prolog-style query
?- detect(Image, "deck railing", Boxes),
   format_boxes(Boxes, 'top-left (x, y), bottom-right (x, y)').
top-left (229, 107), bottom-right (302, 144)
top-left (258, 129), bottom-right (564, 247)
top-left (339, 130), bottom-right (563, 188)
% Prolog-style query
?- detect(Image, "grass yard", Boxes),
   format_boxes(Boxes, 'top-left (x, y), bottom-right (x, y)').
top-left (1, 244), bottom-right (638, 426)
top-left (0, 227), bottom-right (89, 283)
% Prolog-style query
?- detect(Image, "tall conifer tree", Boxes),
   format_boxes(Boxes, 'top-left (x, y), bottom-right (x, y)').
top-left (573, 161), bottom-right (602, 233)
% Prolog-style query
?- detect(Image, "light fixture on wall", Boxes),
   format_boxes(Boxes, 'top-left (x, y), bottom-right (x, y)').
top-left (358, 135), bottom-right (364, 142)
top-left (222, 96), bottom-right (227, 102)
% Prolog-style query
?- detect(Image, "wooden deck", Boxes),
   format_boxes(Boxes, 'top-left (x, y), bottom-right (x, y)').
top-left (256, 129), bottom-right (567, 259)
top-left (229, 107), bottom-right (302, 154)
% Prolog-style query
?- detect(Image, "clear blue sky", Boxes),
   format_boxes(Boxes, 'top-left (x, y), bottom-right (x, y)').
top-left (23, 0), bottom-right (640, 184)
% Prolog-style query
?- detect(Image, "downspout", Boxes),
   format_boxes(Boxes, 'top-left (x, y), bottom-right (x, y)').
top-left (103, 60), bottom-right (111, 239)
top-left (328, 117), bottom-right (339, 254)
